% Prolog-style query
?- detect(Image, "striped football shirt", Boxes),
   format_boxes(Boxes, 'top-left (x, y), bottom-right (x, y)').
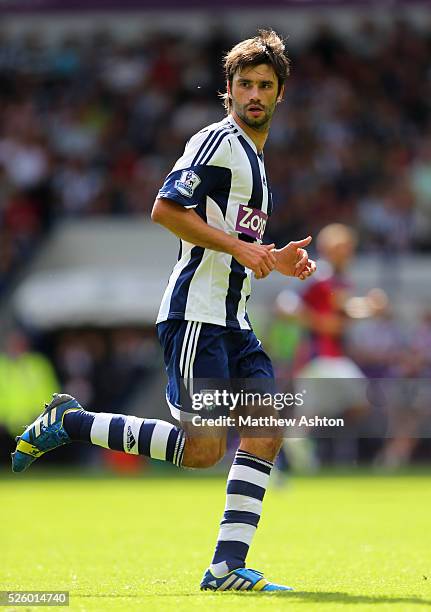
top-left (156, 114), bottom-right (273, 330)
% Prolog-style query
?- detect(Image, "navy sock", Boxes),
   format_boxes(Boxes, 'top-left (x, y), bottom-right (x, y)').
top-left (63, 410), bottom-right (185, 466)
top-left (210, 449), bottom-right (273, 576)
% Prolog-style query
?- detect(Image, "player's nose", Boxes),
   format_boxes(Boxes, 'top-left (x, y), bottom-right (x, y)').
top-left (249, 89), bottom-right (261, 100)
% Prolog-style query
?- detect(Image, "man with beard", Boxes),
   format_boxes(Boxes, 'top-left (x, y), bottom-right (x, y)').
top-left (12, 30), bottom-right (315, 592)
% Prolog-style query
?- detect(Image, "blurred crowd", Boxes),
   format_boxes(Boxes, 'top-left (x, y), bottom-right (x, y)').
top-left (0, 326), bottom-right (160, 464)
top-left (1, 18), bottom-right (431, 296)
top-left (49, 327), bottom-right (159, 412)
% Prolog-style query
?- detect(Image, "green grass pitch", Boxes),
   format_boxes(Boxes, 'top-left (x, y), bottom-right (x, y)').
top-left (1, 470), bottom-right (431, 611)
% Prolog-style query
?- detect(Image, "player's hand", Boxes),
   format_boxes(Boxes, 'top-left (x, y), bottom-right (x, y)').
top-left (297, 258), bottom-right (317, 280)
top-left (232, 242), bottom-right (277, 279)
top-left (273, 236), bottom-right (317, 280)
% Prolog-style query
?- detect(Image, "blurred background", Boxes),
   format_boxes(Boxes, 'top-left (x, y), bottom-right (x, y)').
top-left (1, 0), bottom-right (431, 474)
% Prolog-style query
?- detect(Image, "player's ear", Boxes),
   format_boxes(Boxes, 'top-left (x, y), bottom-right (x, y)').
top-left (276, 84), bottom-right (285, 104)
top-left (226, 80), bottom-right (232, 100)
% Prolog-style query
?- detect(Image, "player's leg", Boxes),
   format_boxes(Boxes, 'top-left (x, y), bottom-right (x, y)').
top-left (182, 429), bottom-right (226, 468)
top-left (63, 399), bottom-right (227, 469)
top-left (201, 330), bottom-right (292, 592)
top-left (159, 319), bottom-right (228, 467)
top-left (205, 436), bottom-right (282, 573)
top-left (11, 320), bottom-right (226, 472)
top-left (11, 391), bottom-right (190, 472)
top-left (11, 391), bottom-right (225, 473)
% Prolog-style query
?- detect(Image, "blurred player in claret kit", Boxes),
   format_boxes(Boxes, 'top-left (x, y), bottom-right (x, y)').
top-left (295, 223), bottom-right (362, 380)
top-left (291, 224), bottom-right (366, 427)
top-left (12, 31), bottom-right (316, 592)
top-left (275, 223), bottom-right (364, 472)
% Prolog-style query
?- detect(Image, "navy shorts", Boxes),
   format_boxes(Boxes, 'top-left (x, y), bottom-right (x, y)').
top-left (157, 320), bottom-right (274, 421)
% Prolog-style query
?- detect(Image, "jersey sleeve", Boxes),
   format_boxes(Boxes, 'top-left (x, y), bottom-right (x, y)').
top-left (157, 127), bottom-right (233, 209)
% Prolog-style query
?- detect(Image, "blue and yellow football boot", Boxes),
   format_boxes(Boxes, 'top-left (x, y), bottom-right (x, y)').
top-left (11, 393), bottom-right (82, 473)
top-left (200, 567), bottom-right (293, 592)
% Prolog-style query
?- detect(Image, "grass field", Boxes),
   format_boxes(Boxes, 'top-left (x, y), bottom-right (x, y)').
top-left (1, 469), bottom-right (431, 611)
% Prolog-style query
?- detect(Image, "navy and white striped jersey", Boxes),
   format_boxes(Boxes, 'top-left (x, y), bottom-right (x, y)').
top-left (156, 114), bottom-right (273, 330)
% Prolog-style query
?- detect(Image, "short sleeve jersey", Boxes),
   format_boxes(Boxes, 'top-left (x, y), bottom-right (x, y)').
top-left (301, 261), bottom-right (352, 358)
top-left (156, 114), bottom-right (273, 330)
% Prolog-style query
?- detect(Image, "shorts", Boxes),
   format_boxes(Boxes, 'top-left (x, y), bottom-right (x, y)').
top-left (157, 319), bottom-right (274, 421)
top-left (295, 356), bottom-right (365, 417)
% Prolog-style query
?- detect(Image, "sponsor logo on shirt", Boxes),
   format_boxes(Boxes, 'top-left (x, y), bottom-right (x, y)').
top-left (174, 170), bottom-right (201, 198)
top-left (235, 205), bottom-right (268, 241)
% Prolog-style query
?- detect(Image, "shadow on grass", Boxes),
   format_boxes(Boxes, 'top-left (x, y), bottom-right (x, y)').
top-left (247, 591), bottom-right (431, 605)
top-left (77, 591), bottom-right (431, 605)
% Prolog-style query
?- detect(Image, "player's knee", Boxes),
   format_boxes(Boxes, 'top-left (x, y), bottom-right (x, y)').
top-left (182, 437), bottom-right (226, 469)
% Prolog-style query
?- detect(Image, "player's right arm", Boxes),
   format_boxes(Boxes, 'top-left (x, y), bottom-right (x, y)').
top-left (152, 197), bottom-right (277, 279)
top-left (151, 128), bottom-right (276, 278)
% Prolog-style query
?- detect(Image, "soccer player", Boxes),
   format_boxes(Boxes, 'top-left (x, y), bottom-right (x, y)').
top-left (285, 223), bottom-right (365, 466)
top-left (294, 223), bottom-right (364, 400)
top-left (12, 30), bottom-right (316, 592)
top-left (296, 223), bottom-right (363, 382)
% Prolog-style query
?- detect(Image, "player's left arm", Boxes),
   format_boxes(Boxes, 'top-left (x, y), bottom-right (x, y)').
top-left (273, 236), bottom-right (317, 280)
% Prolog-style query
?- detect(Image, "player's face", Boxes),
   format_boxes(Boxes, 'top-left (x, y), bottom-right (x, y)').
top-left (326, 239), bottom-right (356, 269)
top-left (229, 64), bottom-right (283, 131)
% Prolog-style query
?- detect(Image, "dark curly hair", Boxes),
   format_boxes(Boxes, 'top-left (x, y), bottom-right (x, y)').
top-left (222, 29), bottom-right (290, 112)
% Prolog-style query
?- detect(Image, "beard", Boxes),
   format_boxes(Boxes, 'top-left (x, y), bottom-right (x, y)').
top-left (234, 101), bottom-right (276, 132)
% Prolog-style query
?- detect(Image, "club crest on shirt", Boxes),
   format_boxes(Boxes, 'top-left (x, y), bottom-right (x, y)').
top-left (174, 170), bottom-right (201, 198)
top-left (235, 205), bottom-right (268, 241)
